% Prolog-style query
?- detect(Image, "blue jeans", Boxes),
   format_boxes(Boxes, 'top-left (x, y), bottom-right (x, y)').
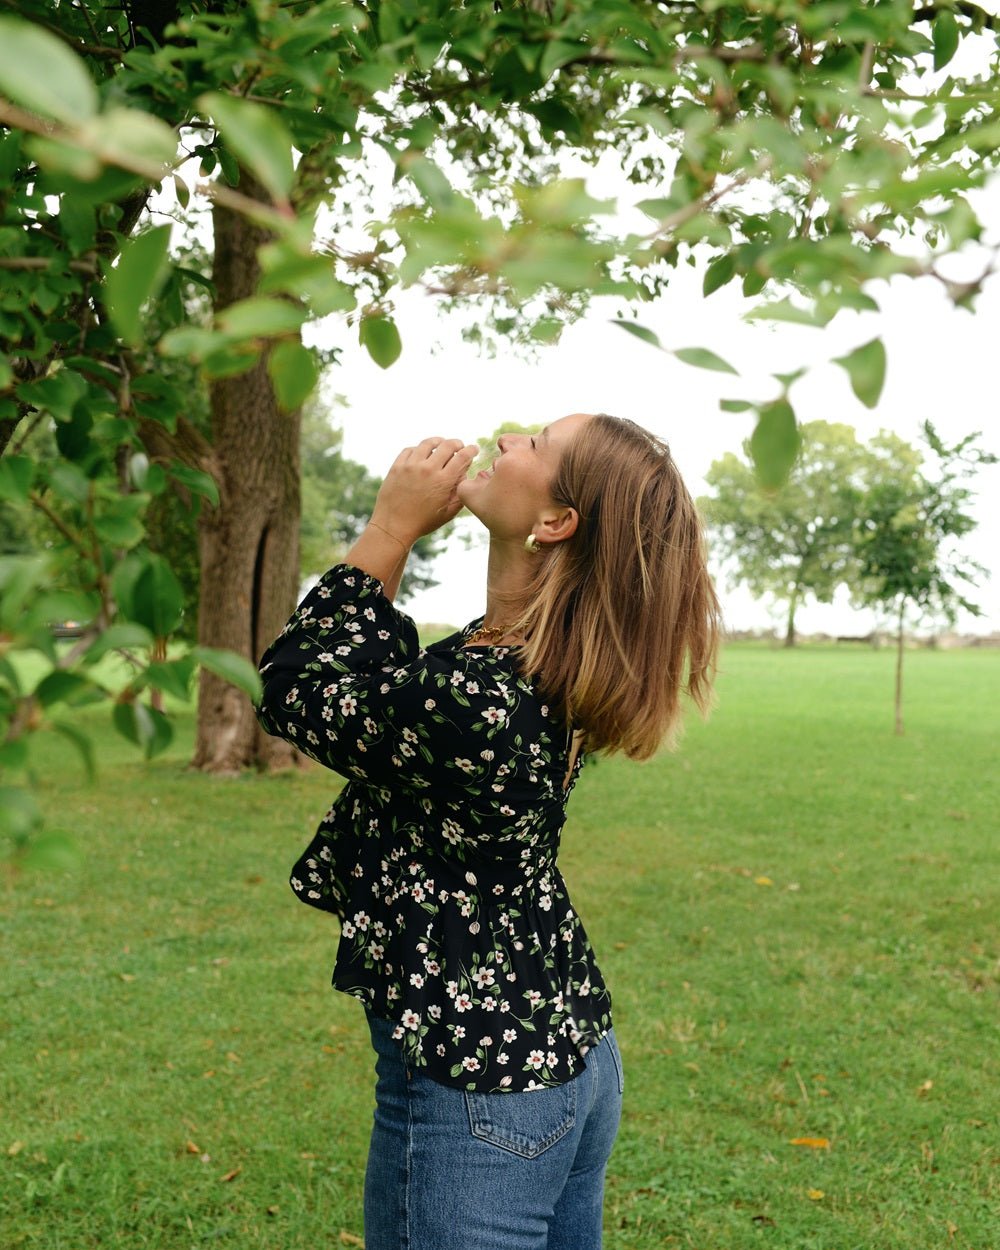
top-left (363, 1010), bottom-right (624, 1250)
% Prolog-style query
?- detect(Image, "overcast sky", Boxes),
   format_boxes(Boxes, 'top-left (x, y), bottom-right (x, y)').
top-left (310, 231), bottom-right (999, 638)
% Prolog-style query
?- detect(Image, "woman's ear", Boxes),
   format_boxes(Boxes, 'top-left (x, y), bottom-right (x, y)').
top-left (535, 506), bottom-right (579, 546)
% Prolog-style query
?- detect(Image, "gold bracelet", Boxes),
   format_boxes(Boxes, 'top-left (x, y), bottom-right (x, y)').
top-left (368, 520), bottom-right (410, 554)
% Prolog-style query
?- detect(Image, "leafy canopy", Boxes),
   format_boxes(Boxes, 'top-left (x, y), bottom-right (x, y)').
top-left (2, 0), bottom-right (1000, 857)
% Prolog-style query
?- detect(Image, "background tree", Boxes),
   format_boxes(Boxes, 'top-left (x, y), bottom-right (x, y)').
top-left (853, 422), bottom-right (996, 736)
top-left (701, 421), bottom-right (882, 646)
top-left (3, 1), bottom-right (1000, 848)
top-left (299, 398), bottom-right (445, 600)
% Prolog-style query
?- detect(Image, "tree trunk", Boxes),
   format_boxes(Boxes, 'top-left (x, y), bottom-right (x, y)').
top-left (191, 179), bottom-right (302, 774)
top-left (894, 598), bottom-right (905, 737)
top-left (784, 587), bottom-right (799, 648)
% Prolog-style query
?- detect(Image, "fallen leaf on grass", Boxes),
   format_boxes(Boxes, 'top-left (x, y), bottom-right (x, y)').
top-left (807, 1189), bottom-right (825, 1201)
top-left (791, 1137), bottom-right (830, 1150)
top-left (219, 1166), bottom-right (242, 1183)
top-left (338, 1234), bottom-right (364, 1247)
top-left (267, 1205), bottom-right (280, 1216)
top-left (754, 876), bottom-right (773, 886)
top-left (7, 1141), bottom-right (25, 1157)
top-left (185, 1140), bottom-right (201, 1155)
top-left (917, 1079), bottom-right (934, 1096)
top-left (118, 973), bottom-right (136, 983)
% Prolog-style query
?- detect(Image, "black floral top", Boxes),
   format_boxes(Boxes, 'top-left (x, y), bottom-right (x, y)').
top-left (256, 564), bottom-right (612, 1093)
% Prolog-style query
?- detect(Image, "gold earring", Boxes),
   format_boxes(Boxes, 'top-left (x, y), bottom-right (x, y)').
top-left (523, 534), bottom-right (541, 554)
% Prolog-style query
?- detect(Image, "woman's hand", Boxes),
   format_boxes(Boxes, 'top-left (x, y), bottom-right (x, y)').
top-left (370, 437), bottom-right (479, 545)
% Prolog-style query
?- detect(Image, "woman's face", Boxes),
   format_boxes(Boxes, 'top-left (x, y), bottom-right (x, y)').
top-left (457, 412), bottom-right (592, 543)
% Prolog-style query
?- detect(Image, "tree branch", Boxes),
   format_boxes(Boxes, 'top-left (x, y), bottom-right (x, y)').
top-left (0, 0), bottom-right (123, 59)
top-left (0, 256), bottom-right (98, 274)
top-left (914, 2), bottom-right (1000, 32)
top-left (27, 489), bottom-right (92, 556)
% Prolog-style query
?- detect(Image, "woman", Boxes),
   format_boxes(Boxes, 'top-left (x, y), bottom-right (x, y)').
top-left (256, 412), bottom-right (720, 1249)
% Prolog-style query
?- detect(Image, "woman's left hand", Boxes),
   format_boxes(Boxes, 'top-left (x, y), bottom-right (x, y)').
top-left (370, 437), bottom-right (479, 544)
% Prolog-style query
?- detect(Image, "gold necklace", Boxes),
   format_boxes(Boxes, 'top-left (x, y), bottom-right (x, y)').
top-left (466, 622), bottom-right (518, 646)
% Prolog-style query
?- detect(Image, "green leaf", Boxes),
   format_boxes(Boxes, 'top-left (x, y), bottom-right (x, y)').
top-left (145, 706), bottom-right (174, 758)
top-left (0, 738), bottom-right (28, 770)
top-left (610, 320), bottom-right (663, 349)
top-left (703, 254), bottom-right (736, 297)
top-left (199, 92), bottom-right (295, 203)
top-left (933, 11), bottom-right (960, 71)
top-left (17, 370), bottom-right (88, 422)
top-left (359, 314), bottom-right (402, 369)
top-left (193, 647), bottom-right (263, 701)
top-left (217, 297), bottom-right (307, 339)
top-left (130, 556), bottom-right (184, 637)
top-left (93, 500), bottom-right (146, 548)
top-left (21, 829), bottom-right (81, 872)
top-left (258, 247), bottom-right (356, 315)
top-left (0, 785), bottom-right (42, 840)
top-left (144, 657), bottom-right (196, 702)
top-left (51, 720), bottom-right (96, 781)
top-left (268, 340), bottom-right (319, 411)
top-left (86, 107), bottom-right (178, 171)
top-left (25, 134), bottom-right (101, 180)
top-left (833, 338), bottom-right (886, 409)
top-left (170, 464), bottom-right (220, 508)
top-left (158, 325), bottom-right (225, 360)
top-left (0, 18), bottom-right (98, 125)
top-left (746, 297), bottom-right (831, 327)
top-left (400, 153), bottom-right (453, 206)
top-left (0, 454), bottom-right (34, 502)
top-left (749, 400), bottom-right (801, 489)
top-left (0, 554), bottom-right (48, 631)
top-left (719, 398), bottom-right (755, 413)
top-left (105, 226), bottom-right (172, 347)
top-left (675, 346), bottom-right (739, 375)
top-left (34, 671), bottom-right (96, 709)
top-left (49, 463), bottom-right (90, 504)
top-left (112, 699), bottom-right (172, 758)
top-left (83, 623), bottom-right (153, 663)
top-left (539, 40), bottom-right (584, 81)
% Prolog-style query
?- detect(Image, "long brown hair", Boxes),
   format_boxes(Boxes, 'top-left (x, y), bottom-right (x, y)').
top-left (517, 415), bottom-right (720, 760)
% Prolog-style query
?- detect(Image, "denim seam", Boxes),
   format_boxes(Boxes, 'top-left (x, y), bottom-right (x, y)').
top-left (404, 1067), bottom-right (413, 1250)
top-left (465, 1084), bottom-right (578, 1159)
top-left (606, 1032), bottom-right (624, 1096)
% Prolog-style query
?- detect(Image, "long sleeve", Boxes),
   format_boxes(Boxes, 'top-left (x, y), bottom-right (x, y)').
top-left (256, 564), bottom-right (540, 797)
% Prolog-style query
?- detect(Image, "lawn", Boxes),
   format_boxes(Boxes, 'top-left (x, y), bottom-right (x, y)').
top-left (2, 643), bottom-right (998, 1249)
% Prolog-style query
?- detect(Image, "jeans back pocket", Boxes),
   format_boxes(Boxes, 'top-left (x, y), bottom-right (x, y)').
top-left (465, 1079), bottom-right (577, 1159)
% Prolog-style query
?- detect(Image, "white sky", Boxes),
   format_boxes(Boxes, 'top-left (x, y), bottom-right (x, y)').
top-left (312, 239), bottom-right (1000, 638)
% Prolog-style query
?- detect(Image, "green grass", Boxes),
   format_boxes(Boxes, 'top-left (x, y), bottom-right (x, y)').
top-left (2, 643), bottom-right (998, 1249)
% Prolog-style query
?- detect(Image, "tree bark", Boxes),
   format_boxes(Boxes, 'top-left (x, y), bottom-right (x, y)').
top-left (191, 177), bottom-right (302, 774)
top-left (894, 598), bottom-right (905, 736)
top-left (784, 587), bottom-right (799, 647)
